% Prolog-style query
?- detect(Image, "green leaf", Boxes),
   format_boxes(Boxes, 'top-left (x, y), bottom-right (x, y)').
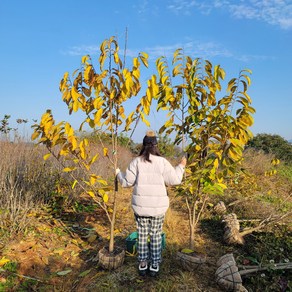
top-left (78, 269), bottom-right (92, 277)
top-left (57, 269), bottom-right (72, 276)
top-left (181, 248), bottom-right (194, 254)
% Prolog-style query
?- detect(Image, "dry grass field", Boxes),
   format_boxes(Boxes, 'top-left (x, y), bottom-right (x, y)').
top-left (0, 142), bottom-right (291, 291)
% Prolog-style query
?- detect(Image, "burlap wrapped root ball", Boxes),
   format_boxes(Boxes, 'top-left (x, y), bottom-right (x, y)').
top-left (216, 253), bottom-right (236, 267)
top-left (176, 251), bottom-right (207, 271)
top-left (215, 260), bottom-right (245, 291)
top-left (215, 254), bottom-right (248, 292)
top-left (222, 213), bottom-right (240, 230)
top-left (214, 201), bottom-right (227, 215)
top-left (222, 213), bottom-right (244, 245)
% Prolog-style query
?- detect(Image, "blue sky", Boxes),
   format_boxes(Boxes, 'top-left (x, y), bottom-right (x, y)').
top-left (1, 0), bottom-right (291, 142)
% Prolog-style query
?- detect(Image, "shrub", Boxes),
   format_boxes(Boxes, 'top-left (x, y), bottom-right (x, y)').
top-left (247, 134), bottom-right (292, 164)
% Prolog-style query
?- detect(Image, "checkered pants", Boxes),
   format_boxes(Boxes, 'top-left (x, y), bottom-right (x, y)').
top-left (135, 214), bottom-right (165, 266)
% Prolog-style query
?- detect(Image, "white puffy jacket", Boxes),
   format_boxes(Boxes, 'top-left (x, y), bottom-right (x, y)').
top-left (117, 154), bottom-right (185, 217)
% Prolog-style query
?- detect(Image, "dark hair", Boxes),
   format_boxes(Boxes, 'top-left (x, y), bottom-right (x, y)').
top-left (139, 144), bottom-right (161, 162)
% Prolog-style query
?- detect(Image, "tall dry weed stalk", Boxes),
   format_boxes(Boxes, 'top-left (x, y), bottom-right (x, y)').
top-left (0, 138), bottom-right (134, 234)
top-left (0, 141), bottom-right (61, 233)
top-left (243, 148), bottom-right (275, 175)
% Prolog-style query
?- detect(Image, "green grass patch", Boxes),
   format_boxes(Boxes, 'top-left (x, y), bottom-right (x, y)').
top-left (278, 164), bottom-right (292, 182)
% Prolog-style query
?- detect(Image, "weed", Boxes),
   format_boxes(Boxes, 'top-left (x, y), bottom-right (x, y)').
top-left (3, 261), bottom-right (18, 273)
top-left (73, 201), bottom-right (98, 213)
top-left (0, 141), bottom-right (291, 291)
top-left (278, 164), bottom-right (292, 182)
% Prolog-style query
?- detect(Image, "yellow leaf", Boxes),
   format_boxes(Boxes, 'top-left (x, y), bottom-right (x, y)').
top-left (43, 153), bottom-right (51, 161)
top-left (63, 167), bottom-right (76, 172)
top-left (94, 108), bottom-right (103, 126)
top-left (271, 158), bottom-right (280, 165)
top-left (71, 87), bottom-right (80, 101)
top-left (118, 106), bottom-right (126, 119)
top-left (60, 147), bottom-right (69, 156)
top-left (65, 123), bottom-right (74, 137)
top-left (72, 180), bottom-right (78, 189)
top-left (72, 100), bottom-right (80, 112)
top-left (79, 144), bottom-right (86, 160)
top-left (140, 112), bottom-right (150, 127)
top-left (228, 147), bottom-right (240, 161)
top-left (133, 57), bottom-right (139, 68)
top-left (214, 158), bottom-right (219, 169)
top-left (125, 111), bottom-right (134, 131)
top-left (54, 247), bottom-right (65, 255)
top-left (84, 65), bottom-right (93, 82)
top-left (90, 175), bottom-right (99, 185)
top-left (0, 257), bottom-right (10, 267)
top-left (82, 55), bottom-right (89, 64)
top-left (195, 145), bottom-right (201, 151)
top-left (103, 147), bottom-right (108, 157)
top-left (164, 118), bottom-right (173, 128)
top-left (87, 191), bottom-right (96, 198)
top-left (83, 163), bottom-right (90, 171)
top-left (68, 136), bottom-right (78, 150)
top-left (98, 179), bottom-right (108, 186)
top-left (217, 183), bottom-right (227, 189)
top-left (230, 138), bottom-right (243, 147)
top-left (93, 97), bottom-right (104, 109)
top-left (31, 131), bottom-right (40, 141)
top-left (139, 52), bottom-right (148, 67)
top-left (103, 193), bottom-right (109, 203)
top-left (107, 207), bottom-right (113, 213)
top-left (114, 52), bottom-right (120, 64)
top-left (89, 154), bottom-right (99, 165)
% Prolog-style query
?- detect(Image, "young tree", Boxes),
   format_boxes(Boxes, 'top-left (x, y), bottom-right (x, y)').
top-left (32, 37), bottom-right (158, 255)
top-left (155, 49), bottom-right (255, 248)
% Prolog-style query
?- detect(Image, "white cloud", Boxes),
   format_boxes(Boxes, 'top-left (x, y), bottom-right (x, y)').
top-left (62, 40), bottom-right (270, 63)
top-left (122, 41), bottom-right (233, 60)
top-left (143, 41), bottom-right (272, 62)
top-left (62, 45), bottom-right (100, 56)
top-left (168, 0), bottom-right (211, 15)
top-left (167, 0), bottom-right (292, 29)
top-left (133, 0), bottom-right (159, 17)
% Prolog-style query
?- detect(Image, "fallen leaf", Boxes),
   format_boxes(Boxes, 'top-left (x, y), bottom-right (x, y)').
top-left (0, 257), bottom-right (10, 267)
top-left (53, 248), bottom-right (65, 255)
top-left (181, 248), bottom-right (194, 254)
top-left (87, 234), bottom-right (97, 243)
top-left (78, 269), bottom-right (92, 277)
top-left (56, 269), bottom-right (72, 276)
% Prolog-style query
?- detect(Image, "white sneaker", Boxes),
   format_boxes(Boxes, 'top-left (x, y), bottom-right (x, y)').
top-left (138, 261), bottom-right (148, 276)
top-left (149, 263), bottom-right (159, 277)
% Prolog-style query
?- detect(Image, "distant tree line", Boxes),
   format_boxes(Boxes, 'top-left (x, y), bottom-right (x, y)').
top-left (247, 133), bottom-right (292, 164)
top-left (3, 115), bottom-right (292, 164)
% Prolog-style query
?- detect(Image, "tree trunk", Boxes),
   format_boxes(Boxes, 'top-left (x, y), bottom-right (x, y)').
top-left (186, 198), bottom-right (196, 249)
top-left (189, 223), bottom-right (195, 250)
top-left (108, 188), bottom-right (118, 253)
